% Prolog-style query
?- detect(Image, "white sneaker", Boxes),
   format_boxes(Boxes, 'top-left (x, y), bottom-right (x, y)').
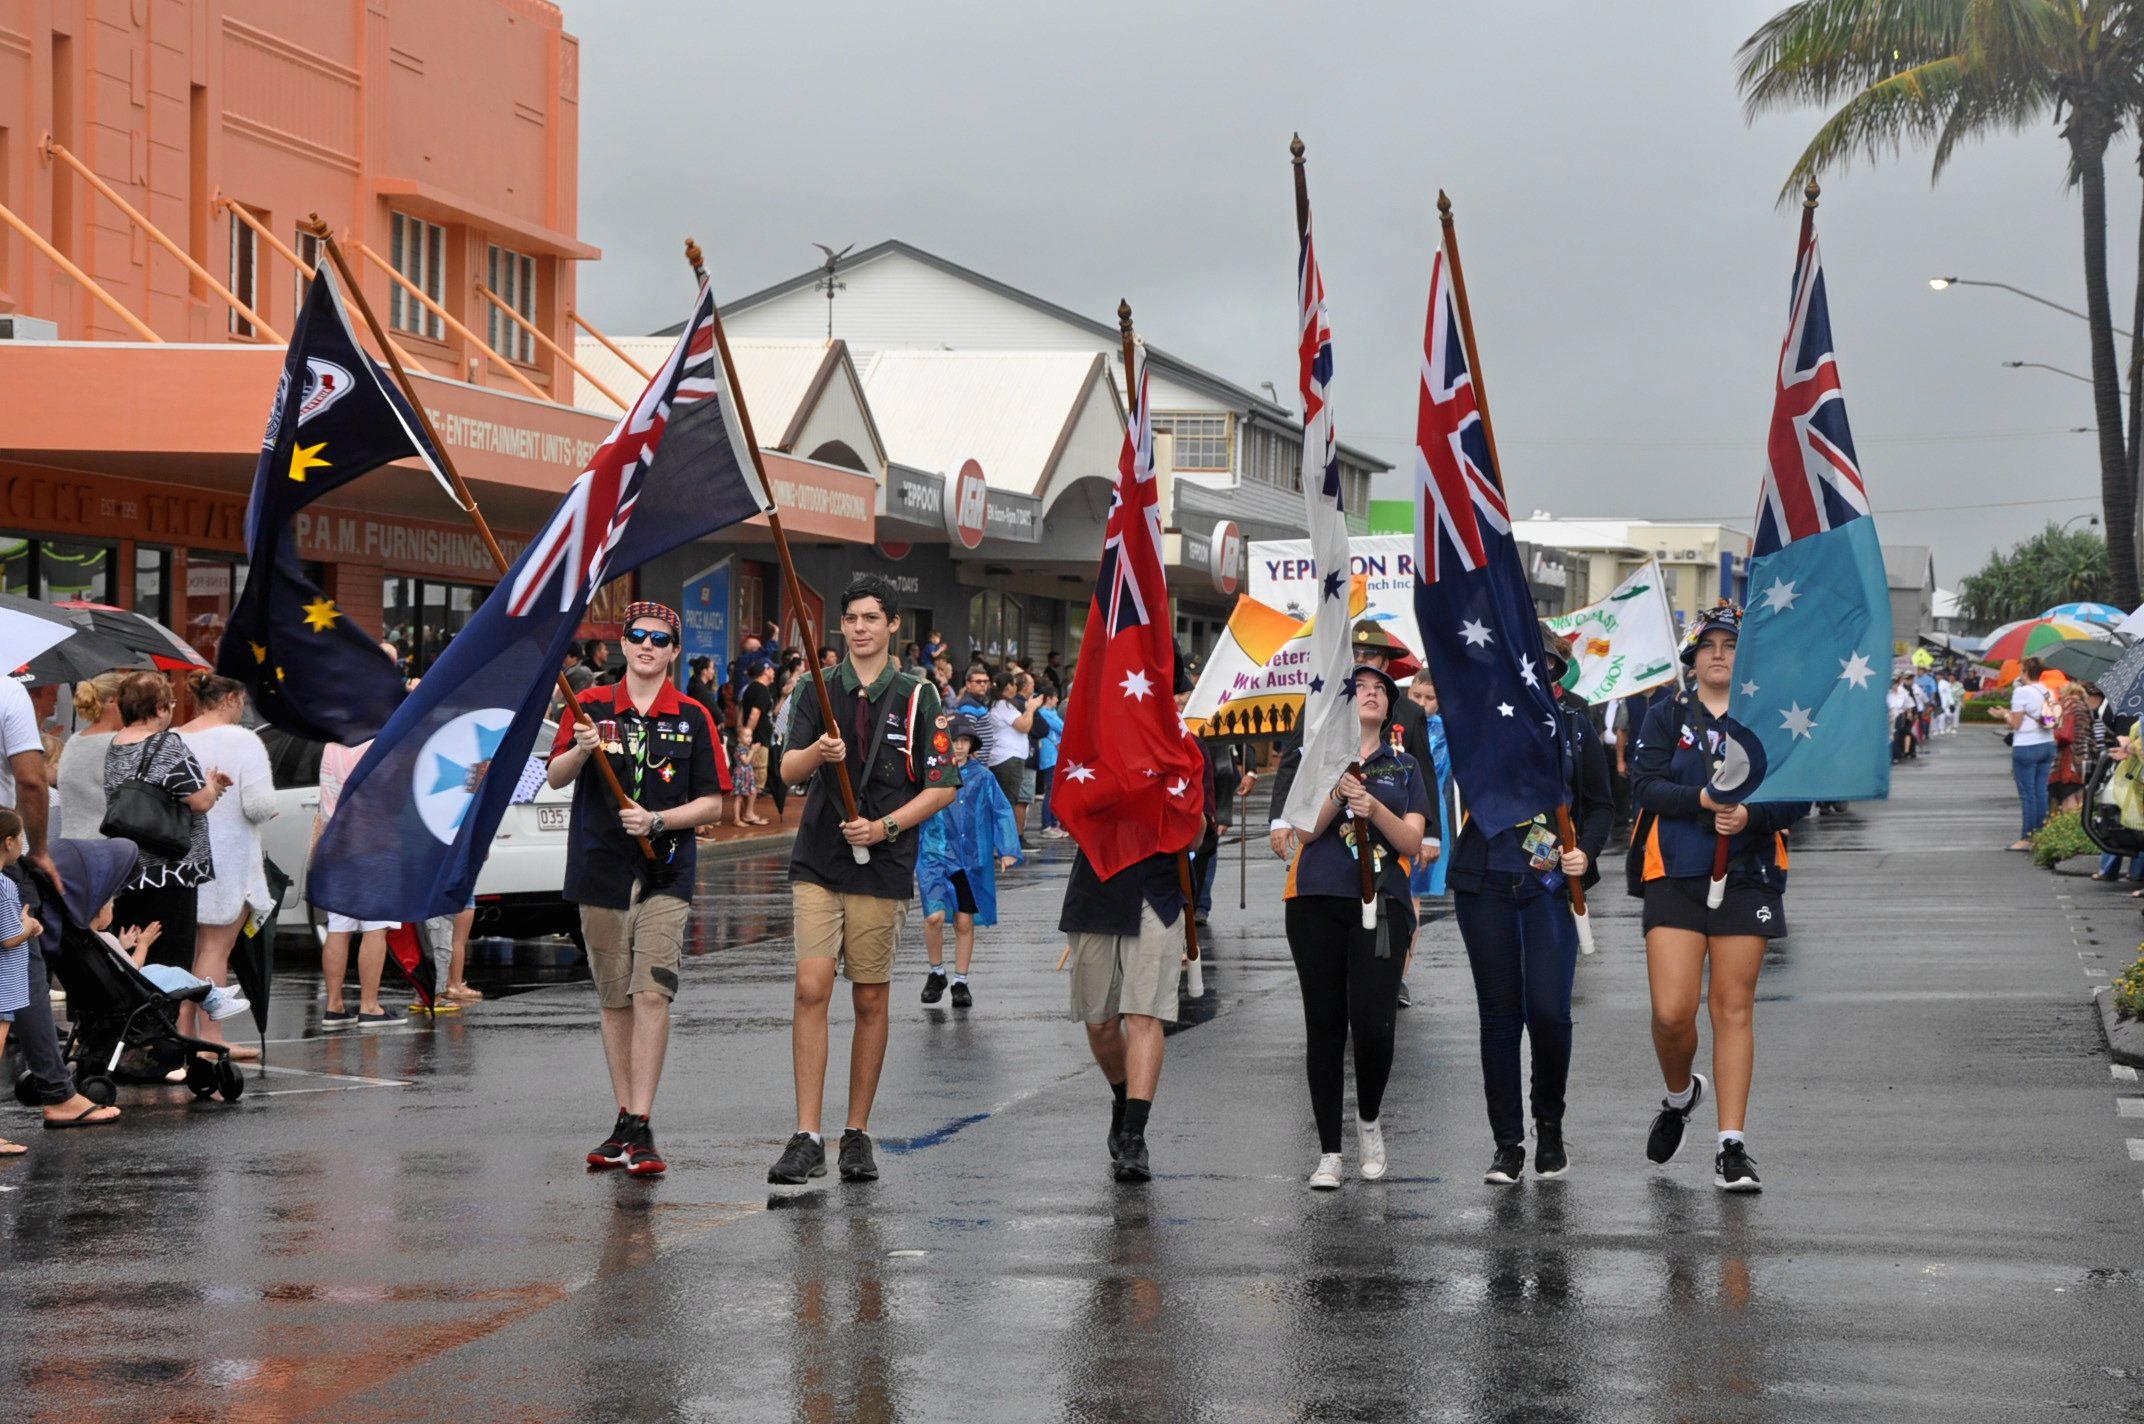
top-left (1309, 1152), bottom-right (1344, 1190)
top-left (207, 991), bottom-right (252, 1022)
top-left (1357, 1118), bottom-right (1388, 1180)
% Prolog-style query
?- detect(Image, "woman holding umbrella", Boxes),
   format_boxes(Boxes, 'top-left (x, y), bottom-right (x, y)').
top-left (1629, 605), bottom-right (1809, 1193)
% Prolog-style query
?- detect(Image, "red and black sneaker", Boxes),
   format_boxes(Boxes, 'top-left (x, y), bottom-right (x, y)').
top-left (587, 1110), bottom-right (636, 1170)
top-left (625, 1122), bottom-right (667, 1177)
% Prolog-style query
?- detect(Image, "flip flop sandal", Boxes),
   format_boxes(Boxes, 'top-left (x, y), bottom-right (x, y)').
top-left (227, 1045), bottom-right (262, 1062)
top-left (44, 1104), bottom-right (120, 1129)
top-left (0, 1139), bottom-right (27, 1155)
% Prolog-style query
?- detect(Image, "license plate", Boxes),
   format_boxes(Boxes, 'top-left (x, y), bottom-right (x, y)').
top-left (538, 806), bottom-right (568, 831)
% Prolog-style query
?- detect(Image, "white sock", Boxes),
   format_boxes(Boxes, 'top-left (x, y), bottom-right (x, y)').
top-left (801, 1130), bottom-right (821, 1144)
top-left (927, 963), bottom-right (943, 977)
top-left (1666, 1080), bottom-right (1696, 1110)
top-left (1719, 1130), bottom-right (1745, 1148)
top-left (951, 971), bottom-right (967, 984)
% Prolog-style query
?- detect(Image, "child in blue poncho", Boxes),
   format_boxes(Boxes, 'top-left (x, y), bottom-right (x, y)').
top-left (918, 716), bottom-right (1023, 1009)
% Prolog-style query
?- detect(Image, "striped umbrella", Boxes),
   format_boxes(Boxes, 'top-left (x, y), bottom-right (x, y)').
top-left (2042, 601), bottom-right (2127, 629)
top-left (1979, 615), bottom-right (2106, 666)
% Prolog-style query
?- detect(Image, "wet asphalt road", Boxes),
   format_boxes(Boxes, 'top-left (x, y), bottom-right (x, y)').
top-left (6, 730), bottom-right (2143, 1422)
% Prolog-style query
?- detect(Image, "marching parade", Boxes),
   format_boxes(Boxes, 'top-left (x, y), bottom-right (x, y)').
top-left (5, 1), bottom-right (2144, 1418)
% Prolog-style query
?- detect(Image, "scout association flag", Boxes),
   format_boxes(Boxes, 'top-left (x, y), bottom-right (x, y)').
top-left (1543, 560), bottom-right (1680, 705)
top-left (217, 264), bottom-right (450, 743)
top-left (308, 280), bottom-right (772, 922)
top-left (1726, 211), bottom-right (1891, 802)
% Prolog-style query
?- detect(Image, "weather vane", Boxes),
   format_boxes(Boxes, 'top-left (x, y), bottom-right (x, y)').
top-left (812, 242), bottom-right (853, 342)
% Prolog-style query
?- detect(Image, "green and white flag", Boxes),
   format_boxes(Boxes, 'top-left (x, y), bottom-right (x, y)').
top-left (1544, 560), bottom-right (1680, 705)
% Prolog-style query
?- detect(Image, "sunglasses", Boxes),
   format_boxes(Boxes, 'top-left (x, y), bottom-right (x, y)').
top-left (624, 628), bottom-right (676, 648)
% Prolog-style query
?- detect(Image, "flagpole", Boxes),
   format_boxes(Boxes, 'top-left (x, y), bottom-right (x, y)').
top-left (1434, 192), bottom-right (1588, 927)
top-left (685, 238), bottom-right (869, 863)
top-left (1116, 300), bottom-right (1203, 967)
top-left (302, 216), bottom-right (654, 860)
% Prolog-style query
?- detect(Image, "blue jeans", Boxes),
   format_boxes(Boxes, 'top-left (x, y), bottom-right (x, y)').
top-left (2012, 741), bottom-right (2056, 838)
top-left (1454, 875), bottom-right (1579, 1146)
top-left (2099, 852), bottom-right (2144, 880)
top-left (1192, 836), bottom-right (1222, 914)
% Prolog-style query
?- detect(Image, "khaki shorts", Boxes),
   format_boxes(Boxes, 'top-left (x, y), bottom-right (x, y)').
top-left (793, 881), bottom-right (907, 985)
top-left (1067, 904), bottom-right (1183, 1024)
top-left (579, 883), bottom-right (689, 1009)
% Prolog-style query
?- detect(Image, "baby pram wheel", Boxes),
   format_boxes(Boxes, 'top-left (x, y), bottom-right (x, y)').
top-left (184, 1056), bottom-right (218, 1099)
top-left (216, 1060), bottom-right (245, 1102)
top-left (80, 1076), bottom-right (117, 1107)
top-left (13, 1071), bottom-right (38, 1108)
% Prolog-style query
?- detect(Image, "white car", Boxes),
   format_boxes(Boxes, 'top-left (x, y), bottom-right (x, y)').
top-left (258, 723), bottom-right (579, 943)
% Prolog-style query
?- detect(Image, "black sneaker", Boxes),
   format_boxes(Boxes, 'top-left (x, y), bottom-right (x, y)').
top-left (1646, 1072), bottom-right (1708, 1165)
top-left (1107, 1127), bottom-right (1127, 1164)
top-left (1714, 1140), bottom-right (1762, 1193)
top-left (1534, 1120), bottom-right (1568, 1179)
top-left (1483, 1142), bottom-right (1525, 1185)
top-left (950, 979), bottom-right (973, 1010)
top-left (625, 1123), bottom-right (667, 1177)
top-left (355, 1009), bottom-right (397, 1030)
top-left (586, 1110), bottom-right (635, 1169)
top-left (322, 1008), bottom-right (357, 1031)
top-left (921, 969), bottom-right (947, 1005)
top-left (767, 1132), bottom-right (827, 1184)
top-left (1113, 1133), bottom-right (1151, 1182)
top-left (1395, 979), bottom-right (1412, 1009)
top-left (838, 1128), bottom-right (879, 1182)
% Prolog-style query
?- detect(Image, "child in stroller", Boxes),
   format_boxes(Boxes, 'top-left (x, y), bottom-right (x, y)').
top-left (37, 838), bottom-right (247, 1105)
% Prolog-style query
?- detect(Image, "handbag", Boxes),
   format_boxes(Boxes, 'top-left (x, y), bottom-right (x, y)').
top-left (99, 731), bottom-right (197, 861)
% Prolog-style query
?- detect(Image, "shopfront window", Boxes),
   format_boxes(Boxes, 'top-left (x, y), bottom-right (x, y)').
top-left (967, 590), bottom-right (1025, 664)
top-left (0, 533), bottom-right (116, 603)
top-left (183, 553), bottom-right (246, 665)
top-left (384, 575), bottom-right (489, 674)
top-left (1153, 412), bottom-right (1231, 472)
top-left (134, 545), bottom-right (171, 626)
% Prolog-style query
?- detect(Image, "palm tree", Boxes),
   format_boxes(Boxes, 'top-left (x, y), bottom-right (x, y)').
top-left (1737, 1), bottom-right (2144, 607)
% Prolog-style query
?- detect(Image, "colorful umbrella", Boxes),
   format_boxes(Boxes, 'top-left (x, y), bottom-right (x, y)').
top-left (1979, 616), bottom-right (2105, 666)
top-left (54, 601), bottom-right (211, 671)
top-left (2043, 601), bottom-right (2127, 629)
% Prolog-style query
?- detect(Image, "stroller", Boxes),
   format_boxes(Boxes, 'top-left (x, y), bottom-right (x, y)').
top-left (14, 837), bottom-right (243, 1107)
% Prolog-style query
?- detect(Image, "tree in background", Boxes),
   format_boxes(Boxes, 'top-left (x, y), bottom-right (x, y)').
top-left (1737, 1), bottom-right (2144, 608)
top-left (1957, 521), bottom-right (2111, 625)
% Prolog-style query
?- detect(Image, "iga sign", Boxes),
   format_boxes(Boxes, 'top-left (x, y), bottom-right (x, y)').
top-left (1208, 521), bottom-right (1243, 596)
top-left (1250, 533), bottom-right (1420, 660)
top-left (946, 460), bottom-right (989, 550)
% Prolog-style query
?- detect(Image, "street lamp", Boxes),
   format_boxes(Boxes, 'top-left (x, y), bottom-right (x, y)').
top-left (2061, 511), bottom-right (2102, 532)
top-left (1930, 276), bottom-right (2133, 339)
top-left (2003, 359), bottom-right (2124, 395)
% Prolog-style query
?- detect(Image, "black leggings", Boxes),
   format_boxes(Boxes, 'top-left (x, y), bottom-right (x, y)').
top-left (1284, 895), bottom-right (1411, 1153)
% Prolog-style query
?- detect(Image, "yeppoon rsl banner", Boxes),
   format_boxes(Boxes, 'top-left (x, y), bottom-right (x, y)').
top-left (1182, 579), bottom-right (1371, 734)
top-left (1542, 559), bottom-right (1680, 704)
top-left (1249, 534), bottom-right (1419, 661)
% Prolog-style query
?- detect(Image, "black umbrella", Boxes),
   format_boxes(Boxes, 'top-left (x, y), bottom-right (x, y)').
top-left (2042, 639), bottom-right (2124, 683)
top-left (2107, 639), bottom-right (2144, 721)
top-left (54, 601), bottom-right (211, 672)
top-left (227, 858), bottom-right (289, 1061)
top-left (19, 628), bottom-right (151, 686)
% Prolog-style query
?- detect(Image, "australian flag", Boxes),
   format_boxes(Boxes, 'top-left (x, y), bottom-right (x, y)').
top-left (216, 265), bottom-right (450, 743)
top-left (1726, 218), bottom-right (1891, 803)
top-left (1410, 245), bottom-right (1567, 833)
top-left (307, 281), bottom-right (773, 922)
top-left (1050, 348), bottom-right (1207, 880)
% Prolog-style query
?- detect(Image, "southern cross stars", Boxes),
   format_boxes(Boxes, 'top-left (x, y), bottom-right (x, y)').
top-left (1837, 651), bottom-right (1874, 689)
top-left (1738, 679), bottom-right (1759, 698)
top-left (1062, 762), bottom-right (1096, 783)
top-left (1120, 669), bottom-right (1154, 702)
top-left (1496, 702), bottom-right (1515, 718)
top-left (1779, 702), bottom-right (1818, 739)
top-left (287, 440), bottom-right (330, 483)
top-left (1518, 655), bottom-right (1538, 688)
top-left (1322, 569), bottom-right (1344, 602)
top-left (1460, 619), bottom-right (1493, 648)
top-left (1759, 578), bottom-right (1799, 614)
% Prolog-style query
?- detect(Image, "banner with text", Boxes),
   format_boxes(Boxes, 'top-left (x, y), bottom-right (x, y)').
top-left (1543, 559), bottom-right (1680, 704)
top-left (1249, 534), bottom-right (1420, 662)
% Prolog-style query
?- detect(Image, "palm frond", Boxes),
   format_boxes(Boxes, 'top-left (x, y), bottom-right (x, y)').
top-left (1773, 56), bottom-right (1969, 202)
top-left (1930, 67), bottom-right (2062, 175)
top-left (1737, 0), bottom-right (1971, 117)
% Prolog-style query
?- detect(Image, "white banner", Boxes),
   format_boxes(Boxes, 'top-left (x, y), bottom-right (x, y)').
top-left (1543, 559), bottom-right (1681, 704)
top-left (1249, 534), bottom-right (1421, 666)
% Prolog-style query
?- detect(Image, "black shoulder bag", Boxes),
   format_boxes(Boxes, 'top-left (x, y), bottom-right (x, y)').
top-left (99, 731), bottom-right (198, 861)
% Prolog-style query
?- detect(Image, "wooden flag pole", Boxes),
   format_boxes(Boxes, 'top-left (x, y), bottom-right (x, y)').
top-left (1115, 299), bottom-right (1201, 967)
top-left (684, 238), bottom-right (868, 862)
top-left (302, 216), bottom-right (652, 859)
top-left (1434, 192), bottom-right (1586, 923)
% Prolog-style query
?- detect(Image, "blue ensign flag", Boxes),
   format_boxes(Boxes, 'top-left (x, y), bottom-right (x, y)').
top-left (1410, 245), bottom-right (1567, 833)
top-left (217, 264), bottom-right (450, 744)
top-left (306, 283), bottom-right (772, 922)
top-left (1726, 220), bottom-right (1891, 803)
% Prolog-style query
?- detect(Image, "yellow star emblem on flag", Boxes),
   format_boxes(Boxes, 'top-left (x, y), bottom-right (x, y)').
top-left (300, 597), bottom-right (341, 633)
top-left (250, 641), bottom-right (268, 664)
top-left (288, 440), bottom-right (330, 483)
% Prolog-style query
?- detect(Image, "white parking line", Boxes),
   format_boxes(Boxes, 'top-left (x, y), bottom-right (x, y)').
top-left (245, 1064), bottom-right (413, 1097)
top-left (2115, 1065), bottom-right (2139, 1082)
top-left (2128, 1140), bottom-right (2144, 1162)
top-left (2119, 1099), bottom-right (2144, 1119)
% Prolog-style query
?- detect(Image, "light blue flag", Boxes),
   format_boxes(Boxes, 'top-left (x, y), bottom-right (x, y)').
top-left (1729, 510), bottom-right (1892, 802)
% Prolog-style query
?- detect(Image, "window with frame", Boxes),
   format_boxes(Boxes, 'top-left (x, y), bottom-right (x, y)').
top-left (1154, 412), bottom-right (1231, 472)
top-left (486, 244), bottom-right (537, 363)
top-left (389, 211), bottom-right (446, 340)
top-left (294, 226), bottom-right (324, 314)
top-left (227, 208), bottom-right (260, 338)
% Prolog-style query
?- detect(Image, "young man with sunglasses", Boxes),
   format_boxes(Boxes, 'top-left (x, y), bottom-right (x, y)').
top-left (767, 574), bottom-right (958, 1185)
top-left (549, 602), bottom-right (729, 1177)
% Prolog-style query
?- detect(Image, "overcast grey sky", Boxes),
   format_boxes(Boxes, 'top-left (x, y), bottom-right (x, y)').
top-left (560, 0), bottom-right (2125, 588)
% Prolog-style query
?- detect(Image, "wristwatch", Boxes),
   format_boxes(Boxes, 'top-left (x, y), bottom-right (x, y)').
top-left (881, 815), bottom-right (901, 844)
top-left (648, 812), bottom-right (667, 837)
